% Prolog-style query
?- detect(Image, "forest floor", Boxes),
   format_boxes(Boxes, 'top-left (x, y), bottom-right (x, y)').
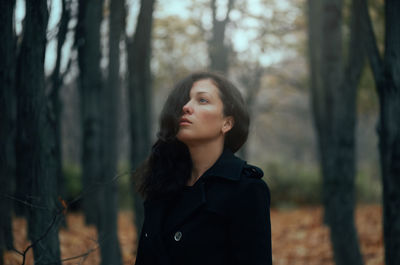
top-left (4, 204), bottom-right (382, 265)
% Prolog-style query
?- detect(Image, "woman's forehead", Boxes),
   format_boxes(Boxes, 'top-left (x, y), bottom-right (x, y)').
top-left (190, 79), bottom-right (219, 95)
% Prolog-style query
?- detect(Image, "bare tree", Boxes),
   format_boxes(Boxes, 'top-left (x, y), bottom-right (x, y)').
top-left (15, 0), bottom-right (61, 263)
top-left (307, 0), bottom-right (365, 264)
top-left (238, 62), bottom-right (264, 159)
top-left (358, 0), bottom-right (400, 264)
top-left (127, 0), bottom-right (156, 238)
top-left (48, 0), bottom-right (72, 228)
top-left (0, 0), bottom-right (16, 259)
top-left (75, 0), bottom-right (104, 225)
top-left (96, 0), bottom-right (125, 263)
top-left (208, 0), bottom-right (235, 73)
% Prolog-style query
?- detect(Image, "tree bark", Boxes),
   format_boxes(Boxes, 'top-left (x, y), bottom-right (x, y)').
top-left (127, 0), bottom-right (156, 240)
top-left (380, 3), bottom-right (400, 264)
top-left (359, 0), bottom-right (400, 263)
top-left (14, 1), bottom-right (31, 217)
top-left (97, 0), bottom-right (125, 264)
top-left (15, 0), bottom-right (61, 263)
top-left (48, 0), bottom-right (71, 228)
top-left (76, 0), bottom-right (104, 225)
top-left (0, 0), bottom-right (16, 257)
top-left (208, 0), bottom-right (234, 74)
top-left (238, 63), bottom-right (264, 160)
top-left (308, 0), bottom-right (364, 264)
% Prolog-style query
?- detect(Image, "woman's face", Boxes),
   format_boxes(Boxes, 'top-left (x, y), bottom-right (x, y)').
top-left (176, 79), bottom-right (233, 146)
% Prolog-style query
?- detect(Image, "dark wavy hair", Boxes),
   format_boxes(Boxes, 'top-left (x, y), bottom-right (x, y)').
top-left (135, 71), bottom-right (250, 199)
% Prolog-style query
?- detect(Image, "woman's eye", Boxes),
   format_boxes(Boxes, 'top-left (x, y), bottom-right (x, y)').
top-left (199, 98), bottom-right (208, 103)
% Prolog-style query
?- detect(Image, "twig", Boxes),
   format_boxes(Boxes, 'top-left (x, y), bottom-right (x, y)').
top-left (2, 194), bottom-right (49, 211)
top-left (59, 245), bottom-right (100, 263)
top-left (21, 212), bottom-right (60, 265)
top-left (7, 170), bottom-right (129, 265)
top-left (10, 247), bottom-right (24, 256)
top-left (68, 170), bottom-right (131, 206)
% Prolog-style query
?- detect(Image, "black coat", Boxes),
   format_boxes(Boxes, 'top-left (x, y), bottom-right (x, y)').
top-left (135, 149), bottom-right (272, 265)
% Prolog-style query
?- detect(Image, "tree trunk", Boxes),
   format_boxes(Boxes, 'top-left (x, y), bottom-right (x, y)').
top-left (360, 0), bottom-right (400, 263)
top-left (128, 0), bottom-right (155, 237)
top-left (238, 64), bottom-right (264, 160)
top-left (14, 0), bottom-right (31, 216)
top-left (379, 4), bottom-right (400, 264)
top-left (208, 0), bottom-right (234, 74)
top-left (15, 1), bottom-right (61, 263)
top-left (308, 0), bottom-right (364, 264)
top-left (0, 0), bottom-right (16, 257)
top-left (48, 0), bottom-right (71, 228)
top-left (76, 0), bottom-right (104, 225)
top-left (127, 0), bottom-right (156, 240)
top-left (97, 0), bottom-right (125, 264)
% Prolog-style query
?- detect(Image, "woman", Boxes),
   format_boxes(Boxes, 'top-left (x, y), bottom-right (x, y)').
top-left (134, 71), bottom-right (272, 265)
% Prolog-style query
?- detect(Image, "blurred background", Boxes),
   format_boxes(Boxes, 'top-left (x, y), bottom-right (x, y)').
top-left (2, 0), bottom-right (398, 264)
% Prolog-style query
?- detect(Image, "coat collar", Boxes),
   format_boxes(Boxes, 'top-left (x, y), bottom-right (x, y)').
top-left (155, 149), bottom-right (245, 234)
top-left (200, 148), bottom-right (245, 182)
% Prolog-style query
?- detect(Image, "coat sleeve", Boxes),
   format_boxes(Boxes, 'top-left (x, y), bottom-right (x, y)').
top-left (227, 178), bottom-right (272, 265)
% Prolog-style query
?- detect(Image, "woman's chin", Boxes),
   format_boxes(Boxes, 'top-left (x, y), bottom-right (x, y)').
top-left (176, 133), bottom-right (192, 145)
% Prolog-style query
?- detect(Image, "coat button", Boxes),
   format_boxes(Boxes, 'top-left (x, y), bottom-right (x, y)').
top-left (174, 231), bottom-right (182, 241)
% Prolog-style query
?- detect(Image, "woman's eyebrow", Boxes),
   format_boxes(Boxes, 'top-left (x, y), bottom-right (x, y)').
top-left (194, 91), bottom-right (210, 96)
top-left (189, 90), bottom-right (208, 97)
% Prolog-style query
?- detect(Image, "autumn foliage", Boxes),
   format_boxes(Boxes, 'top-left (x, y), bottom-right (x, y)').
top-left (4, 205), bottom-right (382, 265)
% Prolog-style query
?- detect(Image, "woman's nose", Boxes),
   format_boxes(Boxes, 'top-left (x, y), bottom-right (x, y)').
top-left (182, 102), bottom-right (193, 114)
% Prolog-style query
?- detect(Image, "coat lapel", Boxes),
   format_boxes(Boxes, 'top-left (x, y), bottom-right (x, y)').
top-left (143, 199), bottom-right (173, 265)
top-left (143, 199), bottom-right (168, 234)
top-left (163, 181), bottom-right (206, 234)
top-left (143, 187), bottom-right (206, 265)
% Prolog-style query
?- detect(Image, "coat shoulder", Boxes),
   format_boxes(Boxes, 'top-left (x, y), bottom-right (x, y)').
top-left (205, 162), bottom-right (269, 213)
top-left (237, 163), bottom-right (270, 205)
top-left (241, 163), bottom-right (264, 179)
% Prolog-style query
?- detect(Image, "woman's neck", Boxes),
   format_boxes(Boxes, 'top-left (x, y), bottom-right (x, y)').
top-left (186, 139), bottom-right (224, 186)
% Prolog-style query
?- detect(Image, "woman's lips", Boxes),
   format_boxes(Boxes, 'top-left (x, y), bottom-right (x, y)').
top-left (180, 118), bottom-right (192, 126)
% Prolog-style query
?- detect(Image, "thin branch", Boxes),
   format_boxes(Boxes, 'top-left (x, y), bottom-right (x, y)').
top-left (7, 170), bottom-right (129, 265)
top-left (211, 0), bottom-right (216, 23)
top-left (224, 0), bottom-right (235, 24)
top-left (59, 245), bottom-right (100, 263)
top-left (18, 243), bottom-right (101, 265)
top-left (11, 247), bottom-right (24, 256)
top-left (68, 171), bottom-right (130, 206)
top-left (5, 171), bottom-right (129, 213)
top-left (21, 212), bottom-right (60, 265)
top-left (357, 0), bottom-right (384, 85)
top-left (2, 194), bottom-right (49, 211)
top-left (60, 56), bottom-right (73, 80)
